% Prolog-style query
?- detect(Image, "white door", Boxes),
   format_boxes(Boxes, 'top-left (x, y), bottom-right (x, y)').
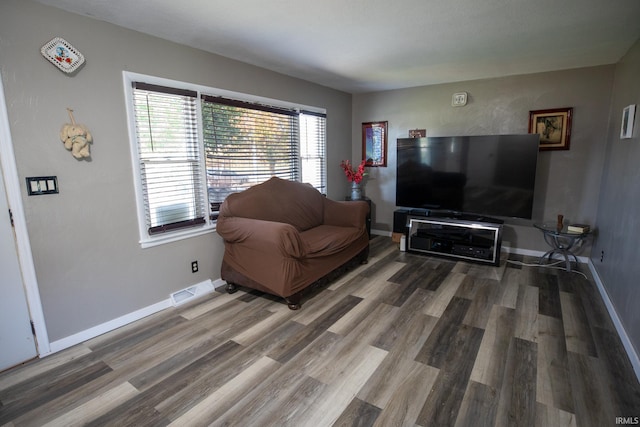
top-left (0, 150), bottom-right (37, 371)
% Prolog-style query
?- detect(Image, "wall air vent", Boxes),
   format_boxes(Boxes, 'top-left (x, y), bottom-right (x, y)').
top-left (170, 280), bottom-right (214, 307)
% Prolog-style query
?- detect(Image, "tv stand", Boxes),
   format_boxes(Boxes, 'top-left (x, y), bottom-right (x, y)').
top-left (395, 209), bottom-right (503, 266)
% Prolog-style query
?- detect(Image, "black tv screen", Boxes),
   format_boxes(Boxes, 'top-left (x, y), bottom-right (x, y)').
top-left (396, 134), bottom-right (540, 219)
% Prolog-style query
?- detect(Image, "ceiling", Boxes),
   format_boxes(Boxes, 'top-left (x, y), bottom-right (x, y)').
top-left (37, 0), bottom-right (640, 93)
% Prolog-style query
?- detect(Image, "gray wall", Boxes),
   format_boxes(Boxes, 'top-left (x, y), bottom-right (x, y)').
top-left (0, 0), bottom-right (352, 342)
top-left (592, 39), bottom-right (640, 356)
top-left (352, 66), bottom-right (614, 253)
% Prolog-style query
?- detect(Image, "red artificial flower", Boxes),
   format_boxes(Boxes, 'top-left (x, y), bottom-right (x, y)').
top-left (340, 159), bottom-right (367, 184)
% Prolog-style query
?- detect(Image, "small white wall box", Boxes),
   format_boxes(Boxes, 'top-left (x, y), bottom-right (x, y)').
top-left (621, 104), bottom-right (636, 139)
top-left (452, 92), bottom-right (468, 107)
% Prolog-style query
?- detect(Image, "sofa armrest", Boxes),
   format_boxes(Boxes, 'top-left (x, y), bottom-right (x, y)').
top-left (323, 198), bottom-right (368, 229)
top-left (216, 216), bottom-right (306, 258)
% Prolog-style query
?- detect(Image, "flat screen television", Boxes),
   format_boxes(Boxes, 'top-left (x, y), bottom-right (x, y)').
top-left (396, 134), bottom-right (540, 219)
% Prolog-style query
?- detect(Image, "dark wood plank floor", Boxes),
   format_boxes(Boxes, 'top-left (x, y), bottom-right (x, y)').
top-left (1, 237), bottom-right (639, 426)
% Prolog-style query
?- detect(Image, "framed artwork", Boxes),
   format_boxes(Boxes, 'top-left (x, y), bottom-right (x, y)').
top-left (362, 121), bottom-right (388, 167)
top-left (620, 105), bottom-right (636, 139)
top-left (529, 108), bottom-right (573, 151)
top-left (409, 129), bottom-right (426, 138)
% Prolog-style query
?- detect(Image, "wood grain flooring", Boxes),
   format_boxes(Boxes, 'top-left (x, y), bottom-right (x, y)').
top-left (1, 237), bottom-right (639, 426)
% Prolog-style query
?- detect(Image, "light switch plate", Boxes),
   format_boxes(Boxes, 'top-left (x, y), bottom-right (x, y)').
top-left (452, 92), bottom-right (468, 107)
top-left (26, 176), bottom-right (58, 195)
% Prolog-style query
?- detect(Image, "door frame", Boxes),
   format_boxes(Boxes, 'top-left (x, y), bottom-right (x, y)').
top-left (0, 72), bottom-right (50, 356)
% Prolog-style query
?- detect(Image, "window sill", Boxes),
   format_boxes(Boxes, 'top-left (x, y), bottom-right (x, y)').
top-left (139, 223), bottom-right (217, 249)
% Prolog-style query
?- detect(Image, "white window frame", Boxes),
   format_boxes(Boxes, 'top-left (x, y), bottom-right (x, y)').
top-left (123, 71), bottom-right (326, 248)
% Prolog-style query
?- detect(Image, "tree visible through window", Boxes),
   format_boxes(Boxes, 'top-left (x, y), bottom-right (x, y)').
top-left (202, 96), bottom-right (300, 215)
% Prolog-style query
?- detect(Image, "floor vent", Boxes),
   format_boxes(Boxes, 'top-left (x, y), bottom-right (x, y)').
top-left (170, 280), bottom-right (214, 307)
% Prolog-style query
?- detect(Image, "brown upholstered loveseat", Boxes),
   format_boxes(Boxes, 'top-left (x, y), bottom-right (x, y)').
top-left (216, 177), bottom-right (370, 309)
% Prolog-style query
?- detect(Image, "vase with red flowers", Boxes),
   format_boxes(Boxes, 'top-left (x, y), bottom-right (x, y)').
top-left (340, 159), bottom-right (367, 200)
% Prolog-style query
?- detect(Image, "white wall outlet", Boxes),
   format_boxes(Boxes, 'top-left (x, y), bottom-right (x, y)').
top-left (452, 92), bottom-right (468, 107)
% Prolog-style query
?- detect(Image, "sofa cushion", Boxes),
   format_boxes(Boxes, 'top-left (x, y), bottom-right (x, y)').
top-left (221, 177), bottom-right (324, 231)
top-left (300, 224), bottom-right (364, 258)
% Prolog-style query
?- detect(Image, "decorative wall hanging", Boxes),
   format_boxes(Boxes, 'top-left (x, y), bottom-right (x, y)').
top-left (409, 129), bottom-right (426, 138)
top-left (362, 121), bottom-right (388, 167)
top-left (41, 37), bottom-right (85, 74)
top-left (620, 105), bottom-right (636, 139)
top-left (60, 108), bottom-right (92, 159)
top-left (529, 107), bottom-right (573, 151)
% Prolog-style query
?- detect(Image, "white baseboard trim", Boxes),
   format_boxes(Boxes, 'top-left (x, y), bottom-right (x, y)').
top-left (587, 260), bottom-right (640, 382)
top-left (212, 278), bottom-right (226, 289)
top-left (501, 245), bottom-right (543, 258)
top-left (501, 244), bottom-right (589, 263)
top-left (47, 299), bottom-right (171, 355)
top-left (46, 279), bottom-right (221, 356)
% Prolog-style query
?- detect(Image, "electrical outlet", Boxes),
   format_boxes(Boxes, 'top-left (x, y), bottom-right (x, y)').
top-left (191, 260), bottom-right (198, 273)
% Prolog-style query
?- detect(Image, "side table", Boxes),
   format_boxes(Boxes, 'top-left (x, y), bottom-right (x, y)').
top-left (533, 223), bottom-right (590, 272)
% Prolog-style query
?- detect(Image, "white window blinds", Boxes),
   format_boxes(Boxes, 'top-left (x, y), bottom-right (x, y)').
top-left (132, 82), bottom-right (206, 234)
top-left (300, 111), bottom-right (327, 194)
top-left (202, 96), bottom-right (301, 210)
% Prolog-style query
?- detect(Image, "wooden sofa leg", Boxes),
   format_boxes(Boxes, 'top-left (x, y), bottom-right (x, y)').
top-left (226, 282), bottom-right (238, 294)
top-left (359, 247), bottom-right (370, 264)
top-left (285, 293), bottom-right (301, 310)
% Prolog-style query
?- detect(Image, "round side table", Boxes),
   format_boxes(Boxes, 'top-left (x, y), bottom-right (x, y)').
top-left (534, 223), bottom-right (590, 272)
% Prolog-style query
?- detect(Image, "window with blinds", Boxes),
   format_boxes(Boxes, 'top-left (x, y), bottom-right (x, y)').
top-left (126, 73), bottom-right (327, 245)
top-left (300, 111), bottom-right (327, 194)
top-left (202, 96), bottom-right (300, 213)
top-left (132, 82), bottom-right (206, 234)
